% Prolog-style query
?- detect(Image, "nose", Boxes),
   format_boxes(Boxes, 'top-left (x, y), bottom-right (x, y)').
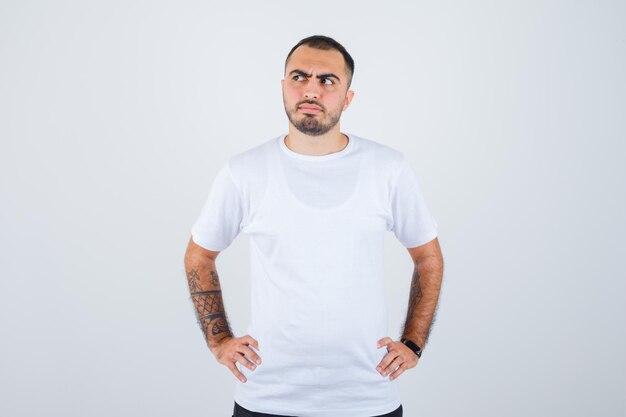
top-left (303, 81), bottom-right (321, 100)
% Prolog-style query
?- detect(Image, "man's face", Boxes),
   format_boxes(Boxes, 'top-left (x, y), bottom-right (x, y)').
top-left (282, 45), bottom-right (354, 136)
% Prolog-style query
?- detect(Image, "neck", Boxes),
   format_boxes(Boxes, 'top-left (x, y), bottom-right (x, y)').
top-left (284, 124), bottom-right (348, 156)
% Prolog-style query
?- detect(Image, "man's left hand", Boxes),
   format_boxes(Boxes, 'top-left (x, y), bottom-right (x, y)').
top-left (375, 337), bottom-right (420, 381)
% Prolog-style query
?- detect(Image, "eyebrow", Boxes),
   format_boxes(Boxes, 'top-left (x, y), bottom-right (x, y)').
top-left (288, 69), bottom-right (341, 83)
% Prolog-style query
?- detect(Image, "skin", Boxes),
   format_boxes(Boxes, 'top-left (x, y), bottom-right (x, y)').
top-left (281, 44), bottom-right (354, 156)
top-left (184, 44), bottom-right (445, 384)
top-left (184, 241), bottom-right (261, 383)
top-left (376, 238), bottom-right (444, 381)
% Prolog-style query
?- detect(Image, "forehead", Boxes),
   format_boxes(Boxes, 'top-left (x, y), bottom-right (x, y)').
top-left (285, 45), bottom-right (347, 74)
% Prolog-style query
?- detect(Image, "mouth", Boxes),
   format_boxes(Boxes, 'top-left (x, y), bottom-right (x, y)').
top-left (298, 104), bottom-right (323, 114)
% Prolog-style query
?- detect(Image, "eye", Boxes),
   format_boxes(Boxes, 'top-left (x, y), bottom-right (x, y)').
top-left (321, 78), bottom-right (334, 85)
top-left (293, 75), bottom-right (305, 81)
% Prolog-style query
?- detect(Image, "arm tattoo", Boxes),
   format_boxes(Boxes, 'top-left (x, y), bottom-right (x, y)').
top-left (186, 268), bottom-right (202, 293)
top-left (185, 267), bottom-right (234, 350)
top-left (210, 270), bottom-right (219, 286)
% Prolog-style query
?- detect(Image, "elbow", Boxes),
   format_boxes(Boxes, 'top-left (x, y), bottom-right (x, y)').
top-left (415, 253), bottom-right (444, 276)
top-left (184, 236), bottom-right (219, 267)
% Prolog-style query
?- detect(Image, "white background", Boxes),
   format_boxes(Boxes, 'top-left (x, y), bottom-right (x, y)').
top-left (1, 1), bottom-right (624, 416)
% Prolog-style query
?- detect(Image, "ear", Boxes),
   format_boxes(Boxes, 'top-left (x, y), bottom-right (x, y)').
top-left (342, 90), bottom-right (355, 111)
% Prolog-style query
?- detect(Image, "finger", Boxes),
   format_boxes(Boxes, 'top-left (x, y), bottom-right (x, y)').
top-left (382, 355), bottom-right (403, 376)
top-left (376, 350), bottom-right (400, 375)
top-left (389, 363), bottom-right (406, 381)
top-left (239, 344), bottom-right (262, 365)
top-left (377, 337), bottom-right (393, 348)
top-left (233, 351), bottom-right (258, 371)
top-left (227, 362), bottom-right (247, 383)
top-left (377, 349), bottom-right (400, 370)
top-left (245, 335), bottom-right (260, 351)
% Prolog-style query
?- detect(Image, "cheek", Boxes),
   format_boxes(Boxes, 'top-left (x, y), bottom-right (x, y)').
top-left (283, 88), bottom-right (301, 105)
top-left (326, 93), bottom-right (346, 109)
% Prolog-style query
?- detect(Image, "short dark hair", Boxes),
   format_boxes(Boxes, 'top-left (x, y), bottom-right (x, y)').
top-left (285, 35), bottom-right (355, 89)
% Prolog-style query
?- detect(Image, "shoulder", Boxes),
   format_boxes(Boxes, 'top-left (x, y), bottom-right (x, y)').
top-left (225, 136), bottom-right (277, 181)
top-left (351, 133), bottom-right (406, 177)
top-left (221, 136), bottom-right (277, 204)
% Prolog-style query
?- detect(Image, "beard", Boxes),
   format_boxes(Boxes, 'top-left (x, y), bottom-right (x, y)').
top-left (284, 100), bottom-right (342, 136)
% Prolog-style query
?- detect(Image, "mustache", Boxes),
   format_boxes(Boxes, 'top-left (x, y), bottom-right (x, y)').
top-left (297, 100), bottom-right (325, 110)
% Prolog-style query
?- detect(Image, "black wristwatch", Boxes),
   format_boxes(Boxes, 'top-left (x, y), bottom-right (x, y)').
top-left (400, 337), bottom-right (423, 358)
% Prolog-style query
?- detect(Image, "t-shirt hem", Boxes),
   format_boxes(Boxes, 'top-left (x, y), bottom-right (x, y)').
top-left (401, 227), bottom-right (438, 248)
top-left (233, 394), bottom-right (402, 417)
top-left (190, 232), bottom-right (228, 252)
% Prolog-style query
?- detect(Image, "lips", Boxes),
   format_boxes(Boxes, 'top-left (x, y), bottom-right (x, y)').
top-left (298, 104), bottom-right (323, 113)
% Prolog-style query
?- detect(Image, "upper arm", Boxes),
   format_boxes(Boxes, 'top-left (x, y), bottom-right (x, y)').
top-left (185, 236), bottom-right (220, 263)
top-left (190, 163), bottom-right (244, 253)
top-left (389, 156), bottom-right (439, 249)
top-left (407, 237), bottom-right (443, 268)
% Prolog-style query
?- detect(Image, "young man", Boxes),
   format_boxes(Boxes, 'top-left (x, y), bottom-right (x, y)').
top-left (184, 35), bottom-right (444, 417)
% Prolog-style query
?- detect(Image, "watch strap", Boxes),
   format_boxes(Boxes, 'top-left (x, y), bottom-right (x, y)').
top-left (401, 337), bottom-right (423, 358)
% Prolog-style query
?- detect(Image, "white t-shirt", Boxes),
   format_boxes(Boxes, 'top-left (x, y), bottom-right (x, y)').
top-left (191, 133), bottom-right (438, 417)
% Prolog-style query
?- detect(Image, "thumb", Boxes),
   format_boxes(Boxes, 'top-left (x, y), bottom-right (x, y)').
top-left (377, 337), bottom-right (392, 348)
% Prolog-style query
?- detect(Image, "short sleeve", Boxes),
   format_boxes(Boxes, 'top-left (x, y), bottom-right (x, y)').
top-left (191, 162), bottom-right (244, 251)
top-left (389, 157), bottom-right (439, 248)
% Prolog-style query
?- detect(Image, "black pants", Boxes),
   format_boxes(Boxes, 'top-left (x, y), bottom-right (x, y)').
top-left (232, 401), bottom-right (403, 417)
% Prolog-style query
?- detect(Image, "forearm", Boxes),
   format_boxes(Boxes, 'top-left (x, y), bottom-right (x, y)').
top-left (184, 257), bottom-right (234, 352)
top-left (401, 257), bottom-right (443, 349)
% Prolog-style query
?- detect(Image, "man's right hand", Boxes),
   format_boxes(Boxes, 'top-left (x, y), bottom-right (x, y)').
top-left (212, 335), bottom-right (262, 383)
